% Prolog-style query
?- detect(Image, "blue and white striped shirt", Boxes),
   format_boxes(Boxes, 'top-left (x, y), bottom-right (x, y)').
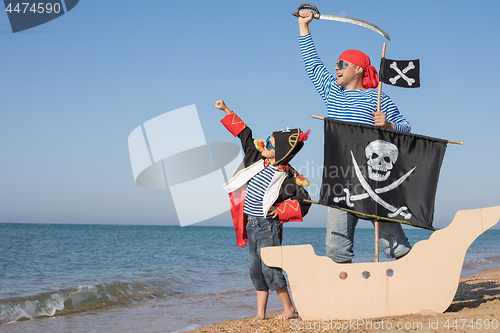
top-left (299, 34), bottom-right (411, 133)
top-left (243, 165), bottom-right (277, 218)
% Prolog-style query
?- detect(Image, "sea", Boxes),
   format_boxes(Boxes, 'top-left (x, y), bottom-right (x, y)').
top-left (1, 223), bottom-right (499, 333)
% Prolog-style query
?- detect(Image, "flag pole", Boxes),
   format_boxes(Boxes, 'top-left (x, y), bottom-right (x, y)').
top-left (373, 42), bottom-right (387, 262)
top-left (376, 43), bottom-right (387, 113)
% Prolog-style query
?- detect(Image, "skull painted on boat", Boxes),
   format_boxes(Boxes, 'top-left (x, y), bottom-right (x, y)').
top-left (365, 140), bottom-right (398, 182)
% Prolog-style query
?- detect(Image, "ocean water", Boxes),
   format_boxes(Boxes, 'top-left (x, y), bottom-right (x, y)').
top-left (0, 223), bottom-right (499, 332)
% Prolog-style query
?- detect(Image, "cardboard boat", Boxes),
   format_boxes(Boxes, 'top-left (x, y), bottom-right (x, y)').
top-left (261, 206), bottom-right (500, 320)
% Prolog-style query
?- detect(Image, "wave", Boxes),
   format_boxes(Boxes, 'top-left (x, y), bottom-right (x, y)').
top-left (464, 258), bottom-right (492, 268)
top-left (0, 275), bottom-right (201, 324)
top-left (0, 293), bottom-right (65, 323)
top-left (461, 256), bottom-right (500, 278)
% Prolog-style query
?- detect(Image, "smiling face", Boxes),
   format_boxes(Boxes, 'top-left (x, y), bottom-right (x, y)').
top-left (335, 59), bottom-right (364, 90)
top-left (261, 135), bottom-right (276, 160)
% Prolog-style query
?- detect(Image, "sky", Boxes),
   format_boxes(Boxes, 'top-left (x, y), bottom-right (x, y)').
top-left (1, 0), bottom-right (499, 230)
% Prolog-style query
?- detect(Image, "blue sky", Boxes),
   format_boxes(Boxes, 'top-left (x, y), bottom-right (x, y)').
top-left (1, 0), bottom-right (499, 229)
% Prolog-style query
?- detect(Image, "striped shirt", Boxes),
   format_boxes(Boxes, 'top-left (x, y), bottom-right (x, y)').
top-left (299, 34), bottom-right (411, 133)
top-left (243, 165), bottom-right (277, 218)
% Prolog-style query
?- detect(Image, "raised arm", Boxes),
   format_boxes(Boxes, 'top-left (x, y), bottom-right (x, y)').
top-left (297, 9), bottom-right (339, 106)
top-left (216, 99), bottom-right (264, 162)
top-left (298, 9), bottom-right (314, 36)
top-left (215, 99), bottom-right (232, 115)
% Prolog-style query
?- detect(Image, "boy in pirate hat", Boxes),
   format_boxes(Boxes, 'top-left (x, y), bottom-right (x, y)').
top-left (297, 10), bottom-right (412, 263)
top-left (215, 99), bottom-right (311, 320)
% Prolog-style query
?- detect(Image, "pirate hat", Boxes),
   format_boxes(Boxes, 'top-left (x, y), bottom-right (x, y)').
top-left (273, 128), bottom-right (311, 166)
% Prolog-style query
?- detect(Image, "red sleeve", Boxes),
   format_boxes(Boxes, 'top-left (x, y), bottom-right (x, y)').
top-left (221, 112), bottom-right (247, 137)
top-left (276, 200), bottom-right (303, 223)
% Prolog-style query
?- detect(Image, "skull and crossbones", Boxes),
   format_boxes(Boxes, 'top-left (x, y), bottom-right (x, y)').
top-left (389, 61), bottom-right (416, 86)
top-left (366, 140), bottom-right (398, 182)
top-left (333, 140), bottom-right (416, 220)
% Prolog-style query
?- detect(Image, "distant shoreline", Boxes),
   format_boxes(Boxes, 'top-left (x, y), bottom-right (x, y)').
top-left (2, 222), bottom-right (499, 230)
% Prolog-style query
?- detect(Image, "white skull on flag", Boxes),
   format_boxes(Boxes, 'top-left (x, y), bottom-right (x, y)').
top-left (365, 140), bottom-right (398, 182)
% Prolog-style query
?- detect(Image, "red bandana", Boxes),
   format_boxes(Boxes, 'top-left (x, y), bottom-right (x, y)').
top-left (338, 50), bottom-right (379, 89)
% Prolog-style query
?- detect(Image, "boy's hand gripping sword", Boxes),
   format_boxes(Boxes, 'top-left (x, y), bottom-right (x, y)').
top-left (293, 3), bottom-right (390, 41)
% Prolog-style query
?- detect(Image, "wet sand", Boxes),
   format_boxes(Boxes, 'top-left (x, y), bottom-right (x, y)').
top-left (187, 267), bottom-right (500, 332)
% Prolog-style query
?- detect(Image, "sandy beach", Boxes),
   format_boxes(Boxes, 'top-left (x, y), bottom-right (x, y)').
top-left (187, 268), bottom-right (500, 333)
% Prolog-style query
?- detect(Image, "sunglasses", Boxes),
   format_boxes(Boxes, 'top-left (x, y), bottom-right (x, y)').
top-left (336, 59), bottom-right (354, 70)
top-left (265, 136), bottom-right (275, 150)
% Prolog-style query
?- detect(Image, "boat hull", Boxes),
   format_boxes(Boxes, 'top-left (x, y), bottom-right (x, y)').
top-left (261, 206), bottom-right (500, 319)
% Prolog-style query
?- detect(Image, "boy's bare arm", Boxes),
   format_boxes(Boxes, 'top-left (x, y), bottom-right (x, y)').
top-left (298, 9), bottom-right (313, 36)
top-left (215, 99), bottom-right (232, 115)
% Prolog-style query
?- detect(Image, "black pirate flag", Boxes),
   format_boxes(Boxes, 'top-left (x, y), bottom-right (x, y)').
top-left (319, 118), bottom-right (447, 230)
top-left (379, 58), bottom-right (420, 88)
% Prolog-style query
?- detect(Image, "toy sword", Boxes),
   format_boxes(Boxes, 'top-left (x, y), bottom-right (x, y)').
top-left (292, 3), bottom-right (390, 41)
